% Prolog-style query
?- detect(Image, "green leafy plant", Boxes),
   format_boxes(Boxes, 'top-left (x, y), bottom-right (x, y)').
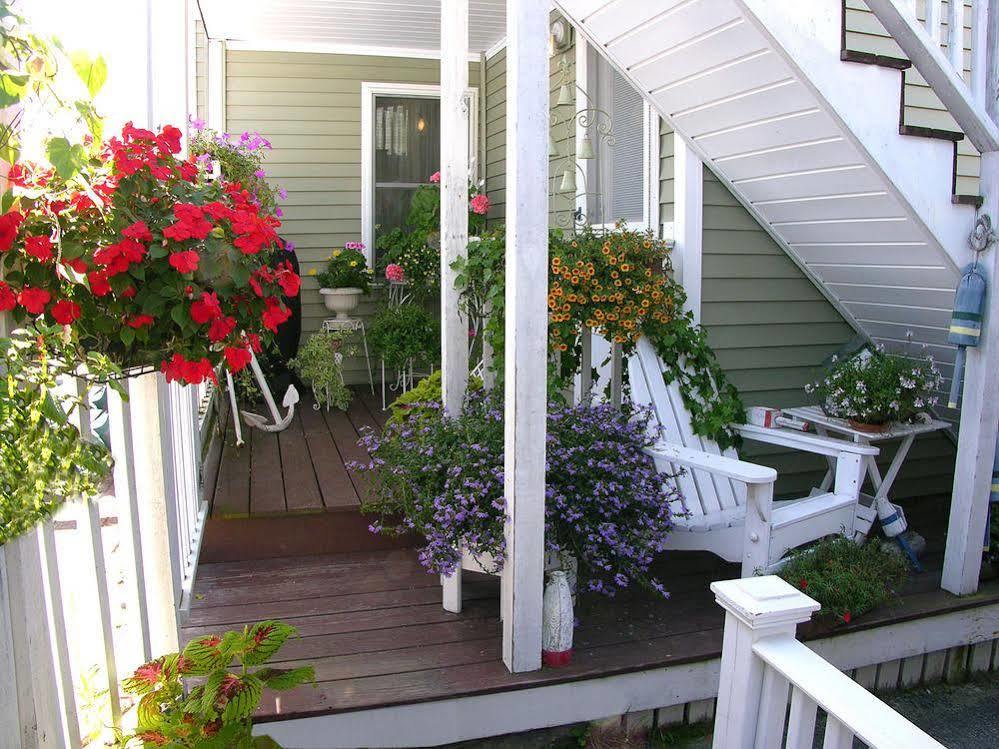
top-left (376, 227), bottom-right (439, 297)
top-left (386, 370), bottom-right (482, 426)
top-left (289, 331), bottom-right (354, 411)
top-left (368, 303), bottom-right (440, 372)
top-left (0, 326), bottom-right (115, 545)
top-left (315, 244), bottom-right (372, 292)
top-left (115, 621), bottom-right (314, 749)
top-left (806, 346), bottom-right (943, 426)
top-left (778, 536), bottom-right (909, 623)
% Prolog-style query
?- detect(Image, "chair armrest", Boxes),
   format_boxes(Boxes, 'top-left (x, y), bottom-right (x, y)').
top-left (646, 440), bottom-right (777, 485)
top-left (736, 424), bottom-right (880, 458)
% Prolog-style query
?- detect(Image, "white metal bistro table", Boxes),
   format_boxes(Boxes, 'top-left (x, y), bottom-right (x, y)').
top-left (321, 317), bottom-right (375, 394)
top-left (784, 405), bottom-right (950, 566)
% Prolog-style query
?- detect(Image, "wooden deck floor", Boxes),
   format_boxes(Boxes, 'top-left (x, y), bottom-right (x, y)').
top-left (181, 496), bottom-right (999, 725)
top-left (210, 388), bottom-right (387, 518)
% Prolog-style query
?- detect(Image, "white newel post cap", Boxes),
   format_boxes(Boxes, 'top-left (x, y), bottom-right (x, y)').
top-left (711, 576), bottom-right (819, 630)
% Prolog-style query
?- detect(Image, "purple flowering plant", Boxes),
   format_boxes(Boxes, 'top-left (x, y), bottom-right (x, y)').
top-left (354, 390), bottom-right (677, 598)
top-left (189, 119), bottom-right (285, 219)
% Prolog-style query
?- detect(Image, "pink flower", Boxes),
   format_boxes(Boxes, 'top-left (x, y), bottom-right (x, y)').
top-left (385, 263), bottom-right (405, 283)
top-left (429, 171), bottom-right (441, 184)
top-left (470, 193), bottom-right (490, 215)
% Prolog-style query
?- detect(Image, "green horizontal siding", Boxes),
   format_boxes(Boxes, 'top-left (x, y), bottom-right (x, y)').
top-left (223, 49), bottom-right (478, 383)
top-left (845, 0), bottom-right (980, 195)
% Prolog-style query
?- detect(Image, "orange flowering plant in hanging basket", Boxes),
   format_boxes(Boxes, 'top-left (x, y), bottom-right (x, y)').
top-left (0, 122), bottom-right (300, 385)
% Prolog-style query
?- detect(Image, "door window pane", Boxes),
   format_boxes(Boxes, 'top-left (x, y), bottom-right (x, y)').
top-left (374, 96), bottom-right (440, 264)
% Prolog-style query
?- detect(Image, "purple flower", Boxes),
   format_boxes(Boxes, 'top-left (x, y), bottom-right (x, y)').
top-left (254, 169), bottom-right (266, 179)
top-left (278, 187), bottom-right (288, 201)
top-left (189, 115), bottom-right (205, 131)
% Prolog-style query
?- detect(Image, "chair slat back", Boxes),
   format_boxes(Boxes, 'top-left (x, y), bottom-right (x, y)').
top-left (632, 337), bottom-right (746, 513)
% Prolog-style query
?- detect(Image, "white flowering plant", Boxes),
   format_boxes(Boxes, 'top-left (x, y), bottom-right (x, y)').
top-left (806, 345), bottom-right (943, 426)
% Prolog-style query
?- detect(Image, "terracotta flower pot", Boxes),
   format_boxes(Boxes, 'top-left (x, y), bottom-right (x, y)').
top-left (847, 419), bottom-right (890, 434)
top-left (320, 287), bottom-right (363, 319)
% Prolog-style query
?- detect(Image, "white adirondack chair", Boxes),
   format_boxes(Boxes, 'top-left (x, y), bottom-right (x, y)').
top-left (597, 335), bottom-right (879, 577)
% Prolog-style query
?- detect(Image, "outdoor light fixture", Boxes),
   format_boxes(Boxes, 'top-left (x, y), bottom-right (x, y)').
top-left (550, 16), bottom-right (572, 52)
top-left (578, 135), bottom-right (595, 160)
top-left (416, 115), bottom-right (426, 132)
top-left (559, 168), bottom-right (576, 193)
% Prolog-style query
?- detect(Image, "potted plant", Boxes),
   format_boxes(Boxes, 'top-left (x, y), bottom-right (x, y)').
top-left (806, 345), bottom-right (943, 432)
top-left (289, 331), bottom-right (354, 411)
top-left (315, 242), bottom-right (372, 319)
top-left (353, 389), bottom-right (675, 601)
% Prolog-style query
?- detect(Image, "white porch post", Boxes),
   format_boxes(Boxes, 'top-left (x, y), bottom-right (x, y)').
top-left (206, 39), bottom-right (226, 132)
top-left (440, 0), bottom-right (470, 418)
top-left (942, 151), bottom-right (999, 595)
top-left (148, 0), bottom-right (192, 137)
top-left (502, 0), bottom-right (549, 673)
top-left (673, 137), bottom-right (703, 324)
top-left (438, 0), bottom-right (471, 615)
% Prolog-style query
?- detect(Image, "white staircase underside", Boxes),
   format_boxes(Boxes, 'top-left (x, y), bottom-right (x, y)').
top-left (557, 0), bottom-right (977, 408)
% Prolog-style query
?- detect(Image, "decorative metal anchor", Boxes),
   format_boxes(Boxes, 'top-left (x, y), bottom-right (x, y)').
top-left (241, 350), bottom-right (299, 432)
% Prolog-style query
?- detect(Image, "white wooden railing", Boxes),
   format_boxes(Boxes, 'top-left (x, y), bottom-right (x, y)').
top-left (866, 0), bottom-right (999, 151)
top-left (712, 576), bottom-right (944, 749)
top-left (0, 371), bottom-right (209, 747)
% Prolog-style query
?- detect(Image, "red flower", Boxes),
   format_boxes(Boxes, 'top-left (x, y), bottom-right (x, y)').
top-left (126, 314), bottom-right (155, 328)
top-left (841, 610), bottom-right (852, 624)
top-left (799, 578), bottom-right (808, 590)
top-left (50, 299), bottom-right (81, 325)
top-left (261, 297), bottom-right (291, 332)
top-left (0, 282), bottom-right (16, 311)
top-left (469, 193), bottom-right (490, 215)
top-left (157, 125), bottom-right (183, 155)
top-left (135, 732), bottom-right (168, 746)
top-left (276, 263), bottom-right (301, 297)
top-left (17, 287), bottom-right (50, 315)
top-left (0, 210), bottom-right (24, 251)
top-left (120, 286), bottom-right (137, 299)
top-left (122, 220), bottom-right (153, 242)
top-left (63, 257), bottom-right (89, 274)
top-left (223, 346), bottom-right (252, 372)
top-left (244, 333), bottom-right (262, 353)
top-left (88, 270), bottom-right (112, 297)
top-left (190, 291), bottom-right (222, 325)
top-left (24, 235), bottom-right (54, 262)
top-left (94, 239), bottom-right (146, 275)
top-left (203, 201), bottom-right (233, 221)
top-left (161, 353), bottom-right (217, 385)
top-left (163, 203), bottom-right (212, 242)
top-left (169, 250), bottom-right (200, 274)
top-left (208, 315), bottom-right (237, 343)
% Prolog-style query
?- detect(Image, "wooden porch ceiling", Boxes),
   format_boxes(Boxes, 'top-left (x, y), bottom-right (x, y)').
top-left (196, 0), bottom-right (507, 54)
top-left (181, 495), bottom-right (998, 724)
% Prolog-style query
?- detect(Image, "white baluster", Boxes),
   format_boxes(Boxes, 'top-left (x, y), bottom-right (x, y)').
top-left (927, 0), bottom-right (945, 43)
top-left (822, 716), bottom-right (854, 749)
top-left (785, 686), bottom-right (819, 749)
top-left (947, 0), bottom-right (966, 71)
top-left (970, 0), bottom-right (989, 104)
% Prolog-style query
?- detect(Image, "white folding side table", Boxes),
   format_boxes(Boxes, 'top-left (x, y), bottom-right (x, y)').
top-left (321, 317), bottom-right (375, 394)
top-left (784, 405), bottom-right (950, 568)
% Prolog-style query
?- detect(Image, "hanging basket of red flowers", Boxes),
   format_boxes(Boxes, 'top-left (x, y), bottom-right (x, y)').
top-left (0, 122), bottom-right (300, 385)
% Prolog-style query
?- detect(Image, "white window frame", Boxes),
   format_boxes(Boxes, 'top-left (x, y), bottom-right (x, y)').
top-left (579, 42), bottom-right (659, 233)
top-left (360, 81), bottom-right (479, 266)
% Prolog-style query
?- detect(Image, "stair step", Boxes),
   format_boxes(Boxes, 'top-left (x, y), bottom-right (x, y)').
top-left (952, 194), bottom-right (984, 209)
top-left (898, 124), bottom-right (964, 142)
top-left (840, 48), bottom-right (912, 71)
top-left (199, 508), bottom-right (417, 563)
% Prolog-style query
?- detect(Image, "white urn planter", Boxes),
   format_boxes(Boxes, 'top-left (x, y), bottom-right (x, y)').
top-left (320, 287), bottom-right (363, 319)
top-left (542, 570), bottom-right (574, 668)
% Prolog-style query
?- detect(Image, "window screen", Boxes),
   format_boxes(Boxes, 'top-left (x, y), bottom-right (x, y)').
top-left (591, 54), bottom-right (645, 225)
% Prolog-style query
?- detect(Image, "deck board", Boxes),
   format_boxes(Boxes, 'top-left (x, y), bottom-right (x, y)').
top-left (248, 428), bottom-right (286, 514)
top-left (210, 389), bottom-right (383, 517)
top-left (278, 414), bottom-right (324, 512)
top-left (211, 418), bottom-right (251, 518)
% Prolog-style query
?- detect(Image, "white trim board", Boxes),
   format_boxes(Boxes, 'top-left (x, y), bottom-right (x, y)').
top-left (360, 81), bottom-right (479, 266)
top-left (223, 38), bottom-right (482, 62)
top-left (255, 599), bottom-right (999, 748)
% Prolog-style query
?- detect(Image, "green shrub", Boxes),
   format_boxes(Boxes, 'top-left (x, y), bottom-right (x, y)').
top-left (386, 370), bottom-right (483, 426)
top-left (289, 332), bottom-right (354, 411)
top-left (368, 303), bottom-right (439, 371)
top-left (778, 536), bottom-right (909, 623)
